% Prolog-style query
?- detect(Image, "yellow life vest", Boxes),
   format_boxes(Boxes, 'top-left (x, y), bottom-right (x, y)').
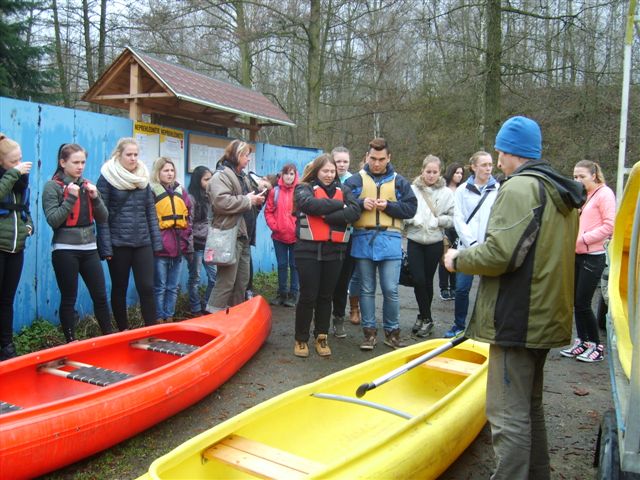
top-left (152, 184), bottom-right (188, 229)
top-left (353, 170), bottom-right (402, 230)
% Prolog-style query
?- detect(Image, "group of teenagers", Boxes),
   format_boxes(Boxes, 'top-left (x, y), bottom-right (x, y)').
top-left (0, 115), bottom-right (618, 477)
top-left (0, 135), bottom-right (269, 361)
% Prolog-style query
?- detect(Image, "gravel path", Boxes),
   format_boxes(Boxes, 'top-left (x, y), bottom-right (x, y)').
top-left (45, 280), bottom-right (611, 479)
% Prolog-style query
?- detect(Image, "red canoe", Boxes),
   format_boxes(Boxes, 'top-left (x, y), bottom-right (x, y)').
top-left (0, 296), bottom-right (271, 479)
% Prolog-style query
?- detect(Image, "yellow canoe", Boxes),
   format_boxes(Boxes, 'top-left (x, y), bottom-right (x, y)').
top-left (608, 161), bottom-right (640, 379)
top-left (138, 338), bottom-right (489, 479)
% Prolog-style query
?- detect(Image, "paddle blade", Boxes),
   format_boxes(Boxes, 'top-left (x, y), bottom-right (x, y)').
top-left (356, 382), bottom-right (374, 398)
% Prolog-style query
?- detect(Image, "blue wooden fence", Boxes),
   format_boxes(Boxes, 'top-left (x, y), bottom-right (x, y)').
top-left (0, 96), bottom-right (320, 332)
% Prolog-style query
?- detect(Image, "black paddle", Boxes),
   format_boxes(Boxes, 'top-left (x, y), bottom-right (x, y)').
top-left (355, 335), bottom-right (468, 398)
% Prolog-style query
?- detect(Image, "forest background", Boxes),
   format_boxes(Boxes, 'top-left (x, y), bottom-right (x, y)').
top-left (2, 0), bottom-right (639, 186)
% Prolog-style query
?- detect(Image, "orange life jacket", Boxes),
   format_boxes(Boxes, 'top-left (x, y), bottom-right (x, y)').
top-left (298, 185), bottom-right (350, 243)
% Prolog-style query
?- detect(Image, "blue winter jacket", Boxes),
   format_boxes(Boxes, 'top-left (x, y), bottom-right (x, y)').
top-left (345, 164), bottom-right (417, 261)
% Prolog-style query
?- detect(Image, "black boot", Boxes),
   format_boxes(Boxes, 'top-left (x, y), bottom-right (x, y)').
top-left (0, 343), bottom-right (17, 361)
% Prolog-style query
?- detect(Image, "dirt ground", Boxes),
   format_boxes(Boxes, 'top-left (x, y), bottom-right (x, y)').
top-left (45, 280), bottom-right (612, 479)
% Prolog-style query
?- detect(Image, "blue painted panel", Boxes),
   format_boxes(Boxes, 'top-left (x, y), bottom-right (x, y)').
top-left (251, 143), bottom-right (322, 274)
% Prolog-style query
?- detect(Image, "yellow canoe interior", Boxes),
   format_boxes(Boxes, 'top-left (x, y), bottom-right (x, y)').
top-left (143, 339), bottom-right (489, 480)
top-left (608, 161), bottom-right (640, 379)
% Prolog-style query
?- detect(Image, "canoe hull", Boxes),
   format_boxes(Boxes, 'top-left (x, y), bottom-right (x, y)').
top-left (141, 338), bottom-right (489, 479)
top-left (0, 297), bottom-right (271, 479)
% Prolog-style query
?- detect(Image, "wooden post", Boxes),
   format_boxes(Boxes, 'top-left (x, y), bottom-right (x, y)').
top-left (249, 117), bottom-right (258, 142)
top-left (129, 61), bottom-right (141, 121)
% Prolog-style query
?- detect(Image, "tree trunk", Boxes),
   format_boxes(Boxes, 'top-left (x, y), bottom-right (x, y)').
top-left (82, 0), bottom-right (95, 87)
top-left (52, 0), bottom-right (70, 107)
top-left (233, 0), bottom-right (252, 88)
top-left (483, 0), bottom-right (501, 148)
top-left (306, 0), bottom-right (322, 147)
top-left (97, 0), bottom-right (107, 76)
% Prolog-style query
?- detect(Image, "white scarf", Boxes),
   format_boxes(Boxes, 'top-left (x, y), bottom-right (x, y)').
top-left (100, 157), bottom-right (149, 190)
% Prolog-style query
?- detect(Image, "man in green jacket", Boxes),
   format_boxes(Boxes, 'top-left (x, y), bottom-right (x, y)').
top-left (444, 116), bottom-right (585, 479)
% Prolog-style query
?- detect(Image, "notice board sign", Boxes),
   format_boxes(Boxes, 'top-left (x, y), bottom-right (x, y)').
top-left (134, 122), bottom-right (185, 183)
top-left (188, 134), bottom-right (256, 173)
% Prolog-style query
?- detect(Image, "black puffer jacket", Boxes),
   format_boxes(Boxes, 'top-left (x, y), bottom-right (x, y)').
top-left (96, 175), bottom-right (162, 258)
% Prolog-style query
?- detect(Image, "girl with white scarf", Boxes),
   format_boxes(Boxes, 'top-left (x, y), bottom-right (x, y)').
top-left (96, 138), bottom-right (162, 330)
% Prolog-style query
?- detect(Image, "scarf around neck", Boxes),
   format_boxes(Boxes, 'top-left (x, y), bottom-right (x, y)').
top-left (100, 157), bottom-right (149, 190)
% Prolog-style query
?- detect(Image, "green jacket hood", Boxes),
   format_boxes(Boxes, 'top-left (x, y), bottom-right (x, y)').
top-left (508, 160), bottom-right (586, 216)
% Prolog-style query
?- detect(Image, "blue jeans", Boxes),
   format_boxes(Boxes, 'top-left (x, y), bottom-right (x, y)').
top-left (187, 250), bottom-right (217, 313)
top-left (273, 240), bottom-right (299, 295)
top-left (154, 256), bottom-right (183, 320)
top-left (349, 268), bottom-right (361, 296)
top-left (357, 258), bottom-right (401, 331)
top-left (454, 272), bottom-right (474, 329)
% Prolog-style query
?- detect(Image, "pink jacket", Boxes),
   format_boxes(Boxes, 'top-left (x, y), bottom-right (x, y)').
top-left (265, 173), bottom-right (298, 244)
top-left (576, 184), bottom-right (615, 254)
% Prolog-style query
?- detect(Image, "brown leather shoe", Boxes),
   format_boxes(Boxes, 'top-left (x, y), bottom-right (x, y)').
top-left (360, 328), bottom-right (377, 350)
top-left (294, 341), bottom-right (309, 358)
top-left (384, 329), bottom-right (407, 349)
top-left (349, 296), bottom-right (361, 325)
top-left (315, 334), bottom-right (332, 356)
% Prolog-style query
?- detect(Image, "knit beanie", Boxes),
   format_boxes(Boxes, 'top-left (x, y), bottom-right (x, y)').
top-left (494, 116), bottom-right (542, 160)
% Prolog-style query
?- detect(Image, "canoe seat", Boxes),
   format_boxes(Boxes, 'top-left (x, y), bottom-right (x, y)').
top-left (0, 401), bottom-right (22, 415)
top-left (131, 338), bottom-right (198, 357)
top-left (422, 356), bottom-right (482, 376)
top-left (39, 360), bottom-right (133, 387)
top-left (203, 434), bottom-right (325, 480)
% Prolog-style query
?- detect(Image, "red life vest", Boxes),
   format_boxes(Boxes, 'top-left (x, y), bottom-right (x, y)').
top-left (53, 176), bottom-right (94, 227)
top-left (298, 185), bottom-right (350, 243)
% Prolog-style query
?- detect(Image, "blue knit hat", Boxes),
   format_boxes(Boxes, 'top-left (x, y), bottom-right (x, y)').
top-left (494, 116), bottom-right (542, 160)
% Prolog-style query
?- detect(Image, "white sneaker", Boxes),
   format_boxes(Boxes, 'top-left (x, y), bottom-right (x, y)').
top-left (560, 338), bottom-right (585, 358)
top-left (576, 342), bottom-right (605, 363)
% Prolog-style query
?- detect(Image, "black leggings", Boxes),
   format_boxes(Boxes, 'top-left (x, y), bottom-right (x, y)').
top-left (108, 245), bottom-right (156, 329)
top-left (295, 257), bottom-right (343, 342)
top-left (0, 250), bottom-right (24, 346)
top-left (407, 239), bottom-right (443, 320)
top-left (574, 253), bottom-right (606, 344)
top-left (52, 249), bottom-right (112, 341)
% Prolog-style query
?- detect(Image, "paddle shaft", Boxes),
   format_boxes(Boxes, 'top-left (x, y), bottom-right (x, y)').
top-left (356, 336), bottom-right (468, 398)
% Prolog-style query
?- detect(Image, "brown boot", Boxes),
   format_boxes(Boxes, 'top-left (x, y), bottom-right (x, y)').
top-left (349, 296), bottom-right (361, 325)
top-left (360, 328), bottom-right (377, 351)
top-left (315, 334), bottom-right (332, 356)
top-left (294, 341), bottom-right (309, 358)
top-left (384, 329), bottom-right (407, 349)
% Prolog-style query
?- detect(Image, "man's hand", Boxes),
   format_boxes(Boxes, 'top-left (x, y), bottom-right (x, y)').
top-left (362, 197), bottom-right (376, 211)
top-left (444, 248), bottom-right (459, 272)
top-left (374, 198), bottom-right (387, 211)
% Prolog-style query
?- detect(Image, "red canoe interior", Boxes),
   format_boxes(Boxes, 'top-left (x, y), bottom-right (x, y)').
top-left (0, 329), bottom-right (218, 410)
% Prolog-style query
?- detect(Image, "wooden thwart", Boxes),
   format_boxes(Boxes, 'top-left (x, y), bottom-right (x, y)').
top-left (203, 434), bottom-right (325, 480)
top-left (422, 356), bottom-right (481, 376)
